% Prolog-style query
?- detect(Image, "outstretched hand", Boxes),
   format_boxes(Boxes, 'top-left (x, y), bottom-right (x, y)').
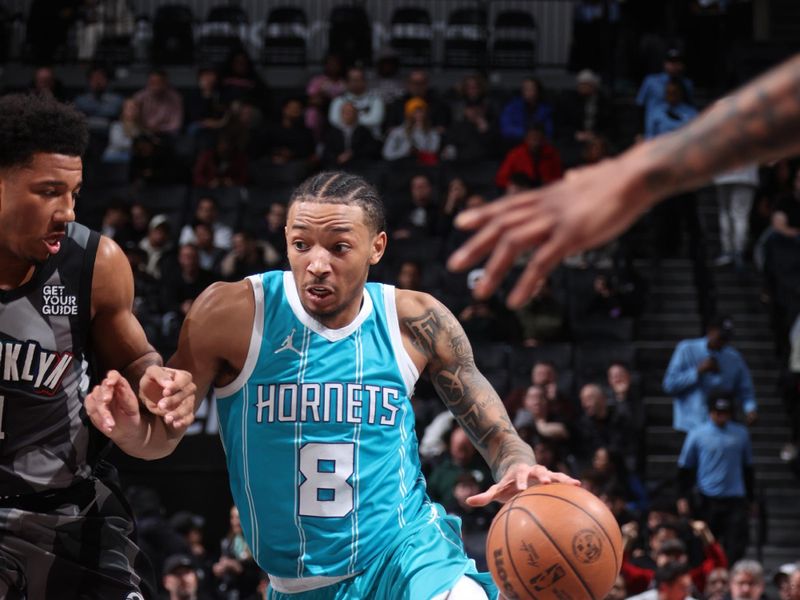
top-left (85, 370), bottom-right (143, 440)
top-left (466, 463), bottom-right (580, 507)
top-left (447, 158), bottom-right (652, 308)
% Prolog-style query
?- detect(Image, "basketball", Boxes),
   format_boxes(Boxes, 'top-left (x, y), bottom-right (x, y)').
top-left (486, 483), bottom-right (622, 600)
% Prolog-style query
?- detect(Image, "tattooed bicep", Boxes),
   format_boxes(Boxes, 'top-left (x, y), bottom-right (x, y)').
top-left (401, 302), bottom-right (474, 367)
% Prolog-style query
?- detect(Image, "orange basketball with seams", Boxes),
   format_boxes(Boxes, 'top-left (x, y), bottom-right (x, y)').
top-left (486, 483), bottom-right (623, 600)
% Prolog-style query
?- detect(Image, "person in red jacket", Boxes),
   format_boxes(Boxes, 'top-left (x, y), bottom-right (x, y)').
top-left (621, 521), bottom-right (727, 596)
top-left (495, 123), bottom-right (563, 190)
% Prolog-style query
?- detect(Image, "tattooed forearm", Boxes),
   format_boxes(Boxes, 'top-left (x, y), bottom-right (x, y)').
top-left (642, 54), bottom-right (800, 199)
top-left (404, 305), bottom-right (535, 480)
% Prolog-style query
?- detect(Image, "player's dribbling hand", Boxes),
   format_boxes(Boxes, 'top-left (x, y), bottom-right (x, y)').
top-left (85, 370), bottom-right (143, 439)
top-left (139, 365), bottom-right (197, 430)
top-left (465, 463), bottom-right (580, 506)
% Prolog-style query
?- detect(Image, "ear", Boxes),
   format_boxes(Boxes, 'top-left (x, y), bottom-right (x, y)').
top-left (369, 231), bottom-right (387, 265)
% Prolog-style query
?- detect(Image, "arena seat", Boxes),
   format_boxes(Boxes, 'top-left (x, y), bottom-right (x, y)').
top-left (196, 5), bottom-right (249, 68)
top-left (263, 7), bottom-right (308, 66)
top-left (444, 8), bottom-right (488, 69)
top-left (491, 10), bottom-right (537, 70)
top-left (389, 6), bottom-right (433, 67)
top-left (574, 342), bottom-right (636, 380)
top-left (152, 4), bottom-right (195, 65)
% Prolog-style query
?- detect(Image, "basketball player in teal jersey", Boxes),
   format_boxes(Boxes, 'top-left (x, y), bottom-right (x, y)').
top-left (96, 171), bottom-right (579, 599)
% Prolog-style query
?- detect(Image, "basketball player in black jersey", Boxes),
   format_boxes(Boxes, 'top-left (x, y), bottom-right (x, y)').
top-left (0, 94), bottom-right (196, 599)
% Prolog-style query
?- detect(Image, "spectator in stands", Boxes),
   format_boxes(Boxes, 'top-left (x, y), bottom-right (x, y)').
top-left (573, 383), bottom-right (634, 468)
top-left (637, 48), bottom-right (694, 124)
top-left (663, 315), bottom-right (757, 432)
top-left (180, 196), bottom-right (234, 251)
top-left (627, 561), bottom-right (696, 600)
top-left (728, 560), bottom-right (766, 600)
top-left (252, 97), bottom-right (315, 169)
top-left (123, 241), bottom-right (161, 343)
top-left (555, 69), bottom-right (615, 166)
top-left (495, 123), bottom-right (563, 190)
top-left (76, 0), bottom-right (135, 61)
top-left (678, 392), bottom-right (754, 564)
top-left (500, 77), bottom-right (554, 144)
top-left (129, 130), bottom-right (183, 184)
top-left (531, 360), bottom-right (575, 422)
top-left (213, 506), bottom-right (261, 600)
top-left (427, 425), bottom-right (491, 507)
top-left (396, 260), bottom-right (423, 291)
top-left (139, 214), bottom-right (174, 279)
top-left (183, 67), bottom-right (227, 143)
top-left (382, 97), bottom-right (441, 164)
top-left (129, 201), bottom-right (151, 243)
top-left (193, 134), bottom-right (249, 188)
top-left (74, 65), bottom-right (123, 136)
top-left (132, 69), bottom-right (184, 135)
top-left (257, 201), bottom-right (288, 257)
top-left (328, 66), bottom-right (385, 138)
top-left (371, 48), bottom-right (405, 107)
top-left (607, 361), bottom-right (643, 428)
top-left (514, 278), bottom-right (567, 346)
top-left (169, 511), bottom-right (215, 598)
top-left (102, 97), bottom-right (141, 163)
top-left (458, 294), bottom-right (520, 343)
top-left (321, 100), bottom-right (380, 168)
top-left (513, 384), bottom-right (570, 443)
top-left (99, 202), bottom-right (134, 246)
top-left (220, 231), bottom-right (277, 281)
top-left (392, 173), bottom-right (439, 240)
top-left (529, 438), bottom-right (571, 476)
top-left (29, 65), bottom-right (67, 101)
top-left (385, 69), bottom-right (450, 133)
top-left (305, 53), bottom-right (346, 141)
top-left (450, 74), bottom-right (495, 124)
top-left (191, 222), bottom-right (225, 276)
top-left (163, 553), bottom-right (212, 600)
top-left (645, 77), bottom-right (697, 140)
top-left (219, 49), bottom-right (269, 109)
top-left (160, 243), bottom-right (217, 344)
top-left (441, 94), bottom-right (500, 164)
top-left (713, 164), bottom-right (759, 268)
top-left (586, 273), bottom-right (625, 317)
top-left (788, 569), bottom-right (800, 600)
top-left (704, 567), bottom-right (729, 600)
top-left (604, 574), bottom-right (627, 600)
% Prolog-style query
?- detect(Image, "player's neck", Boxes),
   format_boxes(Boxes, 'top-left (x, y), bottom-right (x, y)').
top-left (0, 252), bottom-right (37, 291)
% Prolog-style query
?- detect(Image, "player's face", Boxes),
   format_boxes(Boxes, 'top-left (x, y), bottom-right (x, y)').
top-left (287, 201), bottom-right (386, 328)
top-left (0, 153), bottom-right (81, 265)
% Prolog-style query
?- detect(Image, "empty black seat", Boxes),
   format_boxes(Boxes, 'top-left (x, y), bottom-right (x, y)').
top-left (389, 6), bottom-right (432, 67)
top-left (263, 6), bottom-right (307, 65)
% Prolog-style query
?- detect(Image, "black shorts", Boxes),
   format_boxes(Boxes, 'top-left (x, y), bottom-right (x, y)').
top-left (0, 477), bottom-right (155, 600)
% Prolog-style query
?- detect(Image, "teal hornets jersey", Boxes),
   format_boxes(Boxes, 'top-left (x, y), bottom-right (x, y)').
top-left (215, 271), bottom-right (428, 590)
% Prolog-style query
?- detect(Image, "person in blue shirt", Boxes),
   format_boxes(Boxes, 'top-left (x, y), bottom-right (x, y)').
top-left (662, 315), bottom-right (757, 433)
top-left (636, 48), bottom-right (694, 122)
top-left (499, 77), bottom-right (555, 144)
top-left (645, 78), bottom-right (698, 139)
top-left (677, 391), bottom-right (754, 564)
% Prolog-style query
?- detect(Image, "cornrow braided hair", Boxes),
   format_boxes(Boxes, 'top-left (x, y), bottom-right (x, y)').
top-left (289, 171), bottom-right (386, 233)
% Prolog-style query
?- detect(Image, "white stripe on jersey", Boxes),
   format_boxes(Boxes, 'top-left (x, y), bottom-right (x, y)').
top-left (348, 327), bottom-right (363, 574)
top-left (242, 385), bottom-right (260, 562)
top-left (294, 327), bottom-right (312, 577)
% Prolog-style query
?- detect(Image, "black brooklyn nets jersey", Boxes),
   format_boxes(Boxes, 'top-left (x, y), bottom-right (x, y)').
top-left (0, 222), bottom-right (100, 496)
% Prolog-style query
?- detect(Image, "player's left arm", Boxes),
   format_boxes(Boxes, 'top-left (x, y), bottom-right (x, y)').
top-left (87, 236), bottom-right (197, 459)
top-left (397, 290), bottom-right (578, 505)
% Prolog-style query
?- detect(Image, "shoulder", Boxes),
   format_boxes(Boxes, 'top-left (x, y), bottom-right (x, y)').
top-left (395, 289), bottom-right (443, 321)
top-left (189, 279), bottom-right (255, 327)
top-left (93, 235), bottom-right (131, 283)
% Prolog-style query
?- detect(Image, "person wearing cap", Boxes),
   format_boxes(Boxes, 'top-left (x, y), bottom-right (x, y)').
top-left (787, 567), bottom-right (800, 600)
top-left (382, 96), bottom-right (441, 163)
top-left (139, 213), bottom-right (176, 279)
top-left (163, 553), bottom-right (213, 600)
top-left (663, 315), bottom-right (757, 433)
top-left (677, 391), bottom-right (754, 564)
top-left (636, 49), bottom-right (695, 123)
top-left (773, 563), bottom-right (797, 600)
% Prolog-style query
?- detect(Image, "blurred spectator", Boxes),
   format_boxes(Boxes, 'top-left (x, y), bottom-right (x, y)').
top-left (100, 202), bottom-right (136, 246)
top-left (76, 0), bottom-right (134, 62)
top-left (787, 568), bottom-right (800, 600)
top-left (183, 67), bottom-right (227, 142)
top-left (678, 393), bottom-right (754, 564)
top-left (328, 67), bottom-right (385, 138)
top-left (450, 74), bottom-right (495, 124)
top-left (169, 510), bottom-right (217, 598)
top-left (427, 425), bottom-right (491, 507)
top-left (160, 243), bottom-right (217, 346)
top-left (703, 567), bottom-right (729, 600)
top-left (573, 383), bottom-right (635, 467)
top-left (586, 273), bottom-right (625, 317)
top-left (29, 65), bottom-right (67, 101)
top-left (223, 99), bottom-right (263, 157)
top-left (607, 361), bottom-right (643, 428)
top-left (663, 315), bottom-right (757, 432)
top-left (458, 296), bottom-right (520, 343)
top-left (102, 97), bottom-right (141, 163)
top-left (532, 360), bottom-right (575, 422)
top-left (713, 164), bottom-right (759, 268)
top-left (220, 231), bottom-right (277, 281)
top-left (123, 241), bottom-right (161, 342)
top-left (193, 134), bottom-right (249, 188)
top-left (729, 560), bottom-right (766, 600)
top-left (385, 69), bottom-right (451, 133)
top-left (163, 553), bottom-right (213, 600)
top-left (604, 574), bottom-right (627, 600)
top-left (443, 193), bottom-right (487, 258)
top-left (556, 70), bottom-right (615, 165)
top-left (441, 95), bottom-right (500, 164)
top-left (495, 124), bottom-right (563, 190)
top-left (627, 560), bottom-right (697, 600)
top-left (74, 65), bottom-right (123, 135)
top-left (132, 69), bottom-right (184, 135)
top-left (513, 385), bottom-right (570, 444)
top-left (192, 222), bottom-right (225, 275)
top-left (180, 197), bottom-right (234, 251)
top-left (382, 97), bottom-right (441, 164)
top-left (213, 506), bottom-right (261, 600)
top-left (445, 472), bottom-right (495, 570)
top-left (637, 49), bottom-right (695, 123)
top-left (500, 77), bottom-right (555, 143)
top-left (391, 174), bottom-right (439, 240)
top-left (396, 260), bottom-right (422, 291)
top-left (255, 201), bottom-right (288, 257)
top-left (371, 48), bottom-right (405, 106)
top-left (129, 201), bottom-right (152, 243)
top-left (219, 49), bottom-right (270, 108)
top-left (529, 438), bottom-right (571, 475)
top-left (139, 214), bottom-right (175, 279)
top-left (514, 278), bottom-right (567, 346)
top-left (321, 101), bottom-right (380, 168)
top-left (305, 53), bottom-right (346, 140)
top-left (130, 131), bottom-right (182, 184)
top-left (251, 97), bottom-right (315, 166)
top-left (645, 77), bottom-right (697, 139)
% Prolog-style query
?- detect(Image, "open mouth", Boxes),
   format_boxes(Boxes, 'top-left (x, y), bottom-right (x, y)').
top-left (306, 285), bottom-right (333, 300)
top-left (43, 234), bottom-right (65, 255)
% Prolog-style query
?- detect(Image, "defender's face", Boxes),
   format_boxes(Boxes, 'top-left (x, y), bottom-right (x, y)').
top-left (0, 153), bottom-right (81, 264)
top-left (286, 201), bottom-right (385, 328)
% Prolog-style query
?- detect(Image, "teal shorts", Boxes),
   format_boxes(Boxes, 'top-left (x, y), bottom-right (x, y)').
top-left (266, 504), bottom-right (499, 600)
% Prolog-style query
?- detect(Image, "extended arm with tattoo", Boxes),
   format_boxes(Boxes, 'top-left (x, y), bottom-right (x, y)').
top-left (403, 303), bottom-right (533, 481)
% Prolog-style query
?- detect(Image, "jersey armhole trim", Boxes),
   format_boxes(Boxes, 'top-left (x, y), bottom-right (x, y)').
top-left (215, 275), bottom-right (264, 398)
top-left (383, 284), bottom-right (419, 396)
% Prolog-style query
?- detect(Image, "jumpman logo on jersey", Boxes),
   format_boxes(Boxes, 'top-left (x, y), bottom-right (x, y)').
top-left (274, 328), bottom-right (303, 356)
